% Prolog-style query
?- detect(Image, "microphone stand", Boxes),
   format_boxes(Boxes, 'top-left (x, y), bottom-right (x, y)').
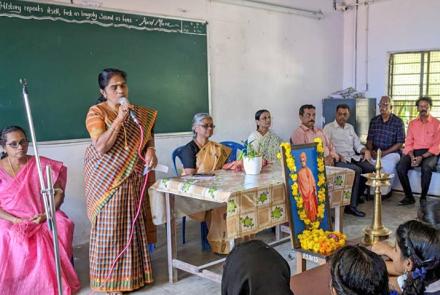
top-left (20, 79), bottom-right (63, 295)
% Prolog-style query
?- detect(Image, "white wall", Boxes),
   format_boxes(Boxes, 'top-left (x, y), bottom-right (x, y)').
top-left (29, 0), bottom-right (344, 245)
top-left (343, 0), bottom-right (440, 99)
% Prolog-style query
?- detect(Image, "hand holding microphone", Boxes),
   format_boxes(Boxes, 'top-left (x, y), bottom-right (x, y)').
top-left (118, 97), bottom-right (139, 124)
top-left (116, 101), bottom-right (130, 123)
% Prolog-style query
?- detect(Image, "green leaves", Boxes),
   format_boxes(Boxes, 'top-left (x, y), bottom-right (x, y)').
top-left (238, 139), bottom-right (262, 160)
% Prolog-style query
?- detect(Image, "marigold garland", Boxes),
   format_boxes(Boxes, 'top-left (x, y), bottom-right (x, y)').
top-left (298, 229), bottom-right (346, 255)
top-left (279, 138), bottom-right (346, 255)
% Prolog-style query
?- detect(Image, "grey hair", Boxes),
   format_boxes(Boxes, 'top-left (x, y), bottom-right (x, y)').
top-left (192, 113), bottom-right (212, 137)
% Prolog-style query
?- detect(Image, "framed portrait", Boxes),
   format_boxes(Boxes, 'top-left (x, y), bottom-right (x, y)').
top-left (280, 142), bottom-right (331, 249)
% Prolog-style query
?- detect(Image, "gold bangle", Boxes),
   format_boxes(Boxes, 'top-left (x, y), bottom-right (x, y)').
top-left (54, 188), bottom-right (64, 194)
top-left (147, 147), bottom-right (156, 151)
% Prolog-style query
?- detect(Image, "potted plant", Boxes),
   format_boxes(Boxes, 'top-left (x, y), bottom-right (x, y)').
top-left (239, 140), bottom-right (263, 175)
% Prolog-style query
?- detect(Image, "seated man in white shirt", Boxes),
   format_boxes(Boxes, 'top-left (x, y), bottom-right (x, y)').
top-left (323, 104), bottom-right (375, 217)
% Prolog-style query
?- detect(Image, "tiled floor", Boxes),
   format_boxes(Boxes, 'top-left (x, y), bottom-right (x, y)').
top-left (75, 191), bottom-right (423, 295)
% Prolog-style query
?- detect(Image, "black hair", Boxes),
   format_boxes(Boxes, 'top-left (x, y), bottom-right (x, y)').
top-left (415, 96), bottom-right (433, 108)
top-left (418, 200), bottom-right (440, 229)
top-left (336, 104), bottom-right (350, 112)
top-left (330, 245), bottom-right (389, 295)
top-left (96, 68), bottom-right (127, 104)
top-left (396, 220), bottom-right (440, 295)
top-left (0, 125), bottom-right (28, 159)
top-left (254, 109), bottom-right (270, 131)
top-left (299, 104), bottom-right (315, 116)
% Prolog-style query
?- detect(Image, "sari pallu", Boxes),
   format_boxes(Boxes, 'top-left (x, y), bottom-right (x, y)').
top-left (191, 141), bottom-right (232, 254)
top-left (84, 103), bottom-right (157, 292)
top-left (0, 156), bottom-right (80, 295)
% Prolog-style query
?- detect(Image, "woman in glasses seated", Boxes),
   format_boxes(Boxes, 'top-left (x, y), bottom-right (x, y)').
top-left (178, 113), bottom-right (231, 254)
top-left (247, 109), bottom-right (282, 162)
top-left (179, 113), bottom-right (230, 176)
top-left (0, 125), bottom-right (80, 294)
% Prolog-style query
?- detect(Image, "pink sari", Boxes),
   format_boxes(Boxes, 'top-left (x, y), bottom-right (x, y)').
top-left (0, 156), bottom-right (80, 295)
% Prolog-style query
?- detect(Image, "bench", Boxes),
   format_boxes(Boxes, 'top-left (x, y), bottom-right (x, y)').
top-left (392, 158), bottom-right (440, 197)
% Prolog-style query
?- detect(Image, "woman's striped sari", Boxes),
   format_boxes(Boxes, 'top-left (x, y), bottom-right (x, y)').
top-left (84, 102), bottom-right (157, 292)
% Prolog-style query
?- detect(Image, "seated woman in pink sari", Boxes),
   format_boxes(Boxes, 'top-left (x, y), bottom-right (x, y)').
top-left (0, 126), bottom-right (80, 295)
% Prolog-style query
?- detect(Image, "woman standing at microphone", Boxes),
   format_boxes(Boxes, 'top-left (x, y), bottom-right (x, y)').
top-left (84, 68), bottom-right (158, 294)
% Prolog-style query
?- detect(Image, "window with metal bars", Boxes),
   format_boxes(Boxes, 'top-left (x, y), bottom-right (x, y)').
top-left (388, 50), bottom-right (440, 128)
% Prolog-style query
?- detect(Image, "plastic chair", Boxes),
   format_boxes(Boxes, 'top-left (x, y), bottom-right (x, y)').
top-left (172, 145), bottom-right (185, 176)
top-left (172, 145), bottom-right (210, 250)
top-left (220, 141), bottom-right (245, 163)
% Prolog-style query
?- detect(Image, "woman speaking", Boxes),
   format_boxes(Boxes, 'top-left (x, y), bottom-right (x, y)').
top-left (84, 68), bottom-right (158, 294)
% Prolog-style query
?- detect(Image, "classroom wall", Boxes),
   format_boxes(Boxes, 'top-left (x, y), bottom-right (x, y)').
top-left (342, 0), bottom-right (440, 98)
top-left (29, 0), bottom-right (344, 245)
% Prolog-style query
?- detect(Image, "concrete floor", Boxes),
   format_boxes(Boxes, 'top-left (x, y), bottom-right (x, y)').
top-left (74, 191), bottom-right (424, 295)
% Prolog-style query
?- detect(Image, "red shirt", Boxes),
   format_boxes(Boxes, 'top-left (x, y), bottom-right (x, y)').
top-left (403, 115), bottom-right (440, 155)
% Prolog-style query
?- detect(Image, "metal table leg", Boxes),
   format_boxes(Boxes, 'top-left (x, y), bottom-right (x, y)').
top-left (165, 193), bottom-right (178, 283)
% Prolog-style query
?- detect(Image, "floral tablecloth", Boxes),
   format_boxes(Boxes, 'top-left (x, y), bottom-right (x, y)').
top-left (325, 166), bottom-right (355, 207)
top-left (149, 164), bottom-right (354, 240)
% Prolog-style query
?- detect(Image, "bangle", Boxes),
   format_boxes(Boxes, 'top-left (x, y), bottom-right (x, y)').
top-left (147, 147), bottom-right (156, 151)
top-left (110, 121), bottom-right (122, 132)
top-left (54, 188), bottom-right (64, 194)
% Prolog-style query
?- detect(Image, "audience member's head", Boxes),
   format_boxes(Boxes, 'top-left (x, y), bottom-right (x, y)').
top-left (335, 104), bottom-right (350, 126)
top-left (416, 96), bottom-right (433, 108)
top-left (395, 220), bottom-right (440, 295)
top-left (192, 113), bottom-right (214, 138)
top-left (330, 245), bottom-right (389, 295)
top-left (415, 96), bottom-right (432, 118)
top-left (379, 96), bottom-right (393, 117)
top-left (0, 125), bottom-right (28, 159)
top-left (418, 200), bottom-right (440, 229)
top-left (222, 240), bottom-right (293, 295)
top-left (254, 109), bottom-right (271, 131)
top-left (299, 104), bottom-right (316, 129)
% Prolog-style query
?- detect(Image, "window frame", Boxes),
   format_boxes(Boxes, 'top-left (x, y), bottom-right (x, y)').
top-left (387, 50), bottom-right (440, 127)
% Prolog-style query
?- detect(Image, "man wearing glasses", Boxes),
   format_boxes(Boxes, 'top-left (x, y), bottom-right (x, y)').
top-left (397, 97), bottom-right (440, 205)
top-left (366, 96), bottom-right (405, 199)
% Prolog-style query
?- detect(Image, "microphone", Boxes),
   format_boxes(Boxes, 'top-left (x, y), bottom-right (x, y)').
top-left (119, 97), bottom-right (139, 124)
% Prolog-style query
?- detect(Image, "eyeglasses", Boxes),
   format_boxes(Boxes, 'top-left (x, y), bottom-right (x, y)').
top-left (199, 124), bottom-right (215, 129)
top-left (6, 139), bottom-right (28, 149)
top-left (378, 103), bottom-right (391, 107)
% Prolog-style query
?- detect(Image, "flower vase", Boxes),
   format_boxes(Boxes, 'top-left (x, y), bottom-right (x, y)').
top-left (243, 156), bottom-right (263, 175)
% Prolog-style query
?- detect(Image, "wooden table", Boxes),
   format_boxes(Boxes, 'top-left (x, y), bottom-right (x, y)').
top-left (290, 264), bottom-right (331, 295)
